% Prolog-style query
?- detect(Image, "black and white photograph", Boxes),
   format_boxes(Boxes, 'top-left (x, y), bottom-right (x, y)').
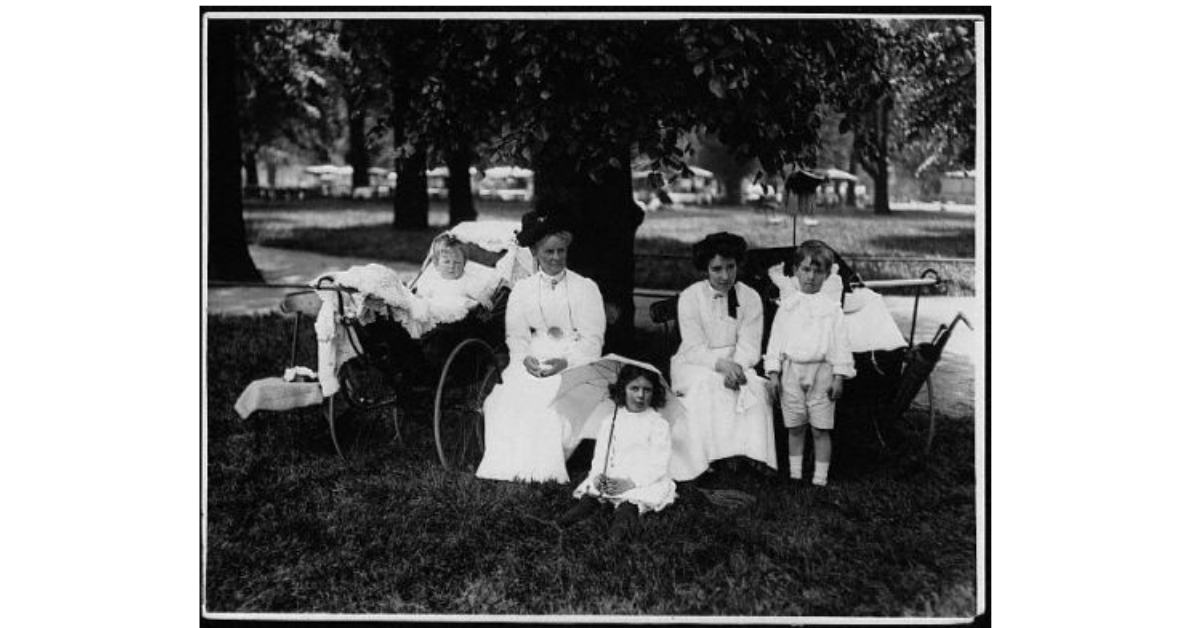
top-left (201, 6), bottom-right (987, 621)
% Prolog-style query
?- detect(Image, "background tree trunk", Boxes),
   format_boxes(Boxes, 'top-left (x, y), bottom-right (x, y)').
top-left (242, 148), bottom-right (259, 189)
top-left (207, 20), bottom-right (263, 282)
top-left (447, 146), bottom-right (477, 225)
top-left (534, 143), bottom-right (643, 358)
top-left (845, 143), bottom-right (857, 208)
top-left (871, 96), bottom-right (892, 215)
top-left (393, 148), bottom-right (429, 230)
top-left (348, 105), bottom-right (370, 188)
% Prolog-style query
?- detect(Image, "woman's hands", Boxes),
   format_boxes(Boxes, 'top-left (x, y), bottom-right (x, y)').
top-left (523, 356), bottom-right (568, 378)
top-left (715, 357), bottom-right (747, 391)
top-left (597, 474), bottom-right (634, 495)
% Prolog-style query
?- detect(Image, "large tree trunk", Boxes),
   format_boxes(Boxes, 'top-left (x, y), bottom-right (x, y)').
top-left (534, 143), bottom-right (644, 358)
top-left (447, 146), bottom-right (476, 225)
top-left (207, 20), bottom-right (262, 282)
top-left (393, 148), bottom-right (429, 230)
top-left (348, 105), bottom-right (370, 188)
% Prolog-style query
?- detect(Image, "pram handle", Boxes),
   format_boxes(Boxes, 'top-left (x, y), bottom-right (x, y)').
top-left (207, 280), bottom-right (360, 294)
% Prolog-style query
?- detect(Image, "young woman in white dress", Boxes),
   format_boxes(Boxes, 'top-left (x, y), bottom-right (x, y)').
top-left (475, 211), bottom-right (606, 484)
top-left (669, 232), bottom-right (778, 475)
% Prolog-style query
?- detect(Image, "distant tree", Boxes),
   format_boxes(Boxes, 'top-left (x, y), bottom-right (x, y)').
top-left (236, 20), bottom-right (342, 190)
top-left (333, 21), bottom-right (392, 190)
top-left (842, 20), bottom-right (977, 213)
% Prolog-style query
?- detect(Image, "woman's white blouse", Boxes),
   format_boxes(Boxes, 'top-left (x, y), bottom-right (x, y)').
top-left (587, 408), bottom-right (673, 488)
top-left (674, 280), bottom-right (764, 371)
top-left (504, 269), bottom-right (606, 368)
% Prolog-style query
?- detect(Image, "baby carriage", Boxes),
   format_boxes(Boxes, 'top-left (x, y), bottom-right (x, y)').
top-left (285, 221), bottom-right (532, 469)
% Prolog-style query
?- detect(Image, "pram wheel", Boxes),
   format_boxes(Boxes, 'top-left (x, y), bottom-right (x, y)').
top-left (434, 338), bottom-right (500, 472)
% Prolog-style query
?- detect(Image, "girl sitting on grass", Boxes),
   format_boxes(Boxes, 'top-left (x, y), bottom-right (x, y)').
top-left (558, 363), bottom-right (677, 540)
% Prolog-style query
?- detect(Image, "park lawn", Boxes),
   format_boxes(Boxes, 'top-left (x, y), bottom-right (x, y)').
top-left (245, 199), bottom-right (976, 295)
top-left (205, 314), bottom-right (977, 617)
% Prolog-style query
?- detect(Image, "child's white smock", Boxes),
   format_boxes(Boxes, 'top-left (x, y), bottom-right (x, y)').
top-left (669, 281), bottom-right (777, 469)
top-left (763, 291), bottom-right (856, 378)
top-left (573, 407), bottom-right (677, 513)
top-left (475, 269), bottom-right (606, 484)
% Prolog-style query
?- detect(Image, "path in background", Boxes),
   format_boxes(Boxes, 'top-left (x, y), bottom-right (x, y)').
top-left (208, 246), bottom-right (981, 420)
top-left (206, 245), bottom-right (423, 315)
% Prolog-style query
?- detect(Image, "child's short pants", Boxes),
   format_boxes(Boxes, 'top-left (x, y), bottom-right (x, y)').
top-left (780, 360), bottom-right (836, 430)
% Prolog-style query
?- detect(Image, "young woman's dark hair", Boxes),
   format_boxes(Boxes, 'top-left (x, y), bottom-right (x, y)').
top-left (691, 231), bottom-right (748, 271)
top-left (608, 363), bottom-right (668, 410)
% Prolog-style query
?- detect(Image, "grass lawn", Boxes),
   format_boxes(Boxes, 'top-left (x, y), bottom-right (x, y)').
top-left (205, 314), bottom-right (977, 617)
top-left (245, 199), bottom-right (977, 295)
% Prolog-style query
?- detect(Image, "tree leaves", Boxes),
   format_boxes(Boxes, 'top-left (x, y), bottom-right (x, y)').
top-left (708, 77), bottom-right (726, 99)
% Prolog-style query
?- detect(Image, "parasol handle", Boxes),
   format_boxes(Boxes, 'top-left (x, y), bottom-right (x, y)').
top-left (600, 402), bottom-right (620, 493)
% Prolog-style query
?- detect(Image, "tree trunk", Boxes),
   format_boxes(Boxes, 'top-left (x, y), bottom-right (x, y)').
top-left (871, 96), bottom-right (892, 215)
top-left (243, 148), bottom-right (259, 189)
top-left (207, 20), bottom-right (262, 282)
top-left (348, 105), bottom-right (370, 188)
top-left (447, 146), bottom-right (477, 225)
top-left (534, 144), bottom-right (644, 358)
top-left (845, 143), bottom-right (857, 208)
top-left (393, 148), bottom-right (429, 230)
top-left (388, 26), bottom-right (429, 230)
top-left (722, 172), bottom-right (745, 205)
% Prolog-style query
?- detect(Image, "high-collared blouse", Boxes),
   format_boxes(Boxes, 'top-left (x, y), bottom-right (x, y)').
top-left (674, 280), bottom-right (764, 372)
top-left (504, 269), bottom-right (606, 369)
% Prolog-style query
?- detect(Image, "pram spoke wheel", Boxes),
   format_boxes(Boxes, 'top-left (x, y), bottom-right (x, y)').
top-left (434, 338), bottom-right (500, 472)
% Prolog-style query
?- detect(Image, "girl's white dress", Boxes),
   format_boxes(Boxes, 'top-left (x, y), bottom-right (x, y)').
top-left (475, 269), bottom-right (606, 483)
top-left (669, 280), bottom-right (778, 470)
top-left (573, 407), bottom-right (677, 513)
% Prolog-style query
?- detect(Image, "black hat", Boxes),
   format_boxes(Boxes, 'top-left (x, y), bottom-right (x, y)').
top-left (516, 210), bottom-right (573, 248)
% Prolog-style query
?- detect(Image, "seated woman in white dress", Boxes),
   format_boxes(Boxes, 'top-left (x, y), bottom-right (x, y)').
top-left (669, 232), bottom-right (778, 477)
top-left (475, 211), bottom-right (607, 484)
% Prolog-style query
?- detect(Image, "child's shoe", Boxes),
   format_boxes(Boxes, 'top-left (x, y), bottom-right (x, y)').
top-left (557, 496), bottom-right (602, 527)
top-left (609, 503), bottom-right (639, 541)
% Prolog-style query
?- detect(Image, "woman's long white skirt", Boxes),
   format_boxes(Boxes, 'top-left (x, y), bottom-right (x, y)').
top-left (475, 364), bottom-right (570, 484)
top-left (671, 364), bottom-right (778, 470)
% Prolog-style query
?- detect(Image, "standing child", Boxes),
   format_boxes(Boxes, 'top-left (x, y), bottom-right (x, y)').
top-left (764, 242), bottom-right (856, 486)
top-left (557, 364), bottom-right (677, 540)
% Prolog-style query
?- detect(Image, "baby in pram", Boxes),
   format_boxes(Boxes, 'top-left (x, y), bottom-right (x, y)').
top-left (311, 226), bottom-right (522, 396)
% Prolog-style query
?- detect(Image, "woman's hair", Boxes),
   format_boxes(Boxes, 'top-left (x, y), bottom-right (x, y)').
top-left (692, 231), bottom-right (748, 271)
top-left (608, 364), bottom-right (668, 410)
top-left (430, 233), bottom-right (467, 263)
top-left (794, 240), bottom-right (835, 273)
top-left (517, 209), bottom-right (574, 249)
